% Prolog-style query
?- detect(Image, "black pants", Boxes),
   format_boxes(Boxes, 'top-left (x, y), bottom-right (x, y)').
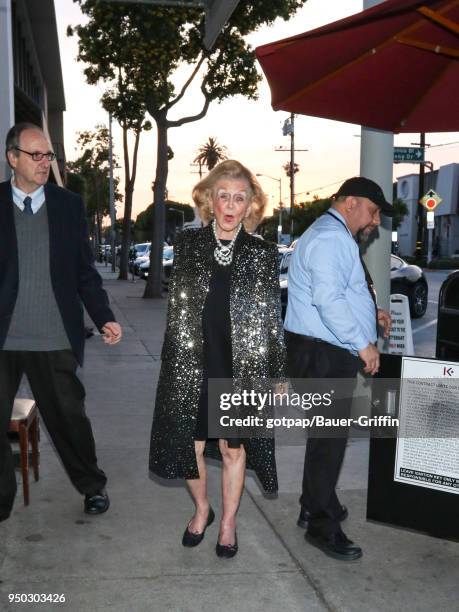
top-left (285, 331), bottom-right (360, 536)
top-left (0, 350), bottom-right (107, 519)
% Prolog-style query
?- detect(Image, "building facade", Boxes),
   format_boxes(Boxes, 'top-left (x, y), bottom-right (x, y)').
top-left (396, 163), bottom-right (459, 258)
top-left (0, 0), bottom-right (65, 183)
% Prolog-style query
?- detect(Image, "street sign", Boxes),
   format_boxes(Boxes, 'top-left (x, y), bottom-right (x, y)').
top-left (426, 211), bottom-right (435, 229)
top-left (420, 189), bottom-right (442, 211)
top-left (393, 147), bottom-right (424, 163)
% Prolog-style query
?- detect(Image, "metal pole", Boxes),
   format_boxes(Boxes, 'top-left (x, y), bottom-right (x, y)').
top-left (290, 113), bottom-right (295, 237)
top-left (108, 112), bottom-right (116, 272)
top-left (427, 228), bottom-right (433, 263)
top-left (417, 132), bottom-right (426, 258)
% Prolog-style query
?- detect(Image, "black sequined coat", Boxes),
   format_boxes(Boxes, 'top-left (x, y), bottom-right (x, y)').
top-left (149, 224), bottom-right (285, 493)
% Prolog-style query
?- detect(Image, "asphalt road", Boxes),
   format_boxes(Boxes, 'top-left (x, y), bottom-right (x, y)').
top-left (411, 269), bottom-right (452, 357)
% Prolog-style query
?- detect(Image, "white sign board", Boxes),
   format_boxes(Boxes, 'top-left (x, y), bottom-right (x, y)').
top-left (394, 357), bottom-right (459, 494)
top-left (388, 294), bottom-right (414, 356)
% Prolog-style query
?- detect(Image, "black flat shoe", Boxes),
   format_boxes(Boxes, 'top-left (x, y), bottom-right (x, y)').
top-left (84, 489), bottom-right (110, 515)
top-left (305, 529), bottom-right (362, 561)
top-left (297, 504), bottom-right (348, 529)
top-left (182, 507), bottom-right (215, 547)
top-left (216, 532), bottom-right (238, 558)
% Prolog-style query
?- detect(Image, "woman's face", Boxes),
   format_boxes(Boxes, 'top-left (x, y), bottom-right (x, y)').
top-left (212, 177), bottom-right (251, 240)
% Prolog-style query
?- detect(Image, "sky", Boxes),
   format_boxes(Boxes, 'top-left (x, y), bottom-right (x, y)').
top-left (55, 0), bottom-right (459, 220)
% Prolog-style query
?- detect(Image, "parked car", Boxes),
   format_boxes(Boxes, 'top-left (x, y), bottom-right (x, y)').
top-left (389, 254), bottom-right (428, 318)
top-left (279, 251), bottom-right (428, 319)
top-left (129, 242), bottom-right (150, 273)
top-left (139, 246), bottom-right (174, 286)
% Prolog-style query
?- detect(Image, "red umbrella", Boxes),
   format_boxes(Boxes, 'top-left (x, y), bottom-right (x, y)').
top-left (256, 0), bottom-right (459, 132)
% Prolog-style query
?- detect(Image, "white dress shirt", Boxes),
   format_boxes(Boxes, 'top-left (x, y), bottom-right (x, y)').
top-left (11, 179), bottom-right (46, 213)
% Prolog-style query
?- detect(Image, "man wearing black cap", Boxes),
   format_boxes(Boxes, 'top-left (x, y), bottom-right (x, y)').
top-left (284, 176), bottom-right (392, 561)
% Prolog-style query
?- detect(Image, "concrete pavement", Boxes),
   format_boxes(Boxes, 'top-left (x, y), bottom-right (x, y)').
top-left (0, 264), bottom-right (457, 612)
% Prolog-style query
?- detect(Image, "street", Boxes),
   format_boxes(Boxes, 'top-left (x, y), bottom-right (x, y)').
top-left (412, 269), bottom-right (451, 358)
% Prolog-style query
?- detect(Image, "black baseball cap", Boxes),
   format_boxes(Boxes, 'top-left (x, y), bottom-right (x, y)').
top-left (333, 176), bottom-right (393, 217)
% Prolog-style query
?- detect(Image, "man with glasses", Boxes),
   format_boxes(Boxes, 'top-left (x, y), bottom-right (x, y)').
top-left (284, 177), bottom-right (393, 561)
top-left (0, 122), bottom-right (122, 521)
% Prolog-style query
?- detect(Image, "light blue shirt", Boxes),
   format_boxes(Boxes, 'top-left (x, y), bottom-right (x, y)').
top-left (284, 209), bottom-right (376, 354)
top-left (11, 180), bottom-right (45, 214)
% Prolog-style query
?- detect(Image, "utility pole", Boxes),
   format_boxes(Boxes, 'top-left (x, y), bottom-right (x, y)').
top-left (108, 112), bottom-right (116, 272)
top-left (277, 114), bottom-right (307, 240)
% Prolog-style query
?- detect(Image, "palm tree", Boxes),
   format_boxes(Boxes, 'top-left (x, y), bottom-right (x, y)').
top-left (194, 137), bottom-right (228, 175)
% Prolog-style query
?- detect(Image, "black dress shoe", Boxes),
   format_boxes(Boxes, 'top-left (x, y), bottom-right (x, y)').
top-left (216, 532), bottom-right (238, 559)
top-left (182, 507), bottom-right (215, 547)
top-left (305, 529), bottom-right (362, 561)
top-left (84, 489), bottom-right (110, 515)
top-left (297, 504), bottom-right (348, 529)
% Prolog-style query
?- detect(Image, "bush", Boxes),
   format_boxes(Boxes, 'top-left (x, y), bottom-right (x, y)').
top-left (404, 256), bottom-right (427, 267)
top-left (426, 258), bottom-right (459, 270)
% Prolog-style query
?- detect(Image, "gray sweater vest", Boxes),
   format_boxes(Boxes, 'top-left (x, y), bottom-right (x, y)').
top-left (3, 202), bottom-right (71, 351)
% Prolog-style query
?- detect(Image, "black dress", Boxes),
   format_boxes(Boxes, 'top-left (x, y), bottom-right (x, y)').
top-left (195, 244), bottom-right (240, 447)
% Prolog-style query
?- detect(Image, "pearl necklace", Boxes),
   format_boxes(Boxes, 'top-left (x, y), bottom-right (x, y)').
top-left (212, 220), bottom-right (241, 266)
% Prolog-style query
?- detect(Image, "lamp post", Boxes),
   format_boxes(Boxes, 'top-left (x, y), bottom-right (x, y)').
top-left (256, 174), bottom-right (282, 243)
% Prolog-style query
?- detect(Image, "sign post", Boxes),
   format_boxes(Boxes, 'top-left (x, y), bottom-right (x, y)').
top-left (420, 190), bottom-right (442, 262)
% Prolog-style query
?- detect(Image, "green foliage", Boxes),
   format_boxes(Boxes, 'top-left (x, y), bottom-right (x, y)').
top-left (283, 162), bottom-right (299, 178)
top-left (70, 0), bottom-right (308, 294)
top-left (291, 198), bottom-right (331, 237)
top-left (65, 171), bottom-right (85, 197)
top-left (260, 198), bottom-right (331, 242)
top-left (66, 124), bottom-right (122, 220)
top-left (426, 257), bottom-right (459, 270)
top-left (193, 137), bottom-right (227, 173)
top-left (392, 197), bottom-right (409, 231)
top-left (135, 200), bottom-right (195, 239)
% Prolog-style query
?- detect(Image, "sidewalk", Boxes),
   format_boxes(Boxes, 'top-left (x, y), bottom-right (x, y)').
top-left (0, 264), bottom-right (457, 612)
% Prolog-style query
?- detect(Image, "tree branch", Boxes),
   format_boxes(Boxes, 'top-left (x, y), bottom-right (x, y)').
top-left (165, 53), bottom-right (206, 111)
top-left (167, 92), bottom-right (211, 128)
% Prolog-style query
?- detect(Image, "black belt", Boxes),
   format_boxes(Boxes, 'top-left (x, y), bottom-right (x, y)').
top-left (285, 330), bottom-right (334, 345)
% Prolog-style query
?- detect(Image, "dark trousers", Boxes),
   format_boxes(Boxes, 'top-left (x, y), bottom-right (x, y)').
top-left (0, 350), bottom-right (107, 519)
top-left (285, 331), bottom-right (360, 536)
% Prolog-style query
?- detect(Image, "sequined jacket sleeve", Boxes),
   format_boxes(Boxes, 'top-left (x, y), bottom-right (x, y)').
top-left (160, 230), bottom-right (185, 361)
top-left (265, 243), bottom-right (286, 380)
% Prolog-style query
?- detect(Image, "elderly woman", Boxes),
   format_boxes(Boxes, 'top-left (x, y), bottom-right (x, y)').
top-left (149, 160), bottom-right (284, 558)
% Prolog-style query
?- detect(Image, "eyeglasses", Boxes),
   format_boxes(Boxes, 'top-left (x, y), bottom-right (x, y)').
top-left (13, 147), bottom-right (56, 162)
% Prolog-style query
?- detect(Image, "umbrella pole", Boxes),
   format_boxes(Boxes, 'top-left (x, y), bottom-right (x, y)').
top-left (290, 113), bottom-right (295, 238)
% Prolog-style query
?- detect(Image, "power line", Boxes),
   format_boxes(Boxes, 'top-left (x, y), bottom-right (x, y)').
top-left (295, 177), bottom-right (348, 198)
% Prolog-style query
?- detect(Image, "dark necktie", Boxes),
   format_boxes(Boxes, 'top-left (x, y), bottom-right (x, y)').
top-left (358, 251), bottom-right (379, 338)
top-left (23, 196), bottom-right (33, 215)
